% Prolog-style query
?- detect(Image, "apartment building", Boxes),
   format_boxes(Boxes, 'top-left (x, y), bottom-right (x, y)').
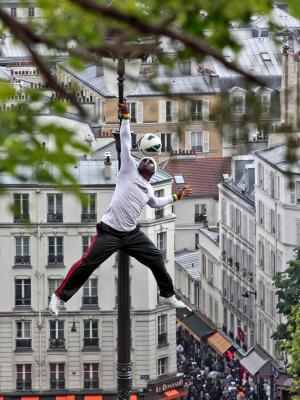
top-left (219, 156), bottom-right (256, 354)
top-left (0, 157), bottom-right (180, 396)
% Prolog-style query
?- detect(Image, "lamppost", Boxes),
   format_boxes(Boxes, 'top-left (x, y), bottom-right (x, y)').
top-left (102, 47), bottom-right (145, 400)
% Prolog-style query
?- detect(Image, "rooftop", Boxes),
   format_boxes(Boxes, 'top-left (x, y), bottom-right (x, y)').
top-left (255, 143), bottom-right (300, 175)
top-left (175, 250), bottom-right (200, 281)
top-left (161, 157), bottom-right (232, 197)
top-left (60, 64), bottom-right (216, 98)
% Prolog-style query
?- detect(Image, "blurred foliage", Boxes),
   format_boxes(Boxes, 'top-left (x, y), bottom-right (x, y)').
top-left (0, 0), bottom-right (299, 195)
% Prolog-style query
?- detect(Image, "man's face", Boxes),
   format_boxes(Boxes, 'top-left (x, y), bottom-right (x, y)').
top-left (138, 157), bottom-right (156, 181)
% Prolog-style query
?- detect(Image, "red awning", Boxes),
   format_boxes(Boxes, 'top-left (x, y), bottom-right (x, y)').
top-left (160, 388), bottom-right (188, 399)
top-left (56, 396), bottom-right (75, 400)
top-left (84, 396), bottom-right (103, 400)
top-left (21, 398), bottom-right (39, 400)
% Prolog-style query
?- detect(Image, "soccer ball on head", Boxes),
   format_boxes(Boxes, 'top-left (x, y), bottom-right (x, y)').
top-left (137, 133), bottom-right (162, 156)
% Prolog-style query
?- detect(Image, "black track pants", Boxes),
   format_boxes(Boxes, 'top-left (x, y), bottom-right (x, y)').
top-left (55, 222), bottom-right (175, 302)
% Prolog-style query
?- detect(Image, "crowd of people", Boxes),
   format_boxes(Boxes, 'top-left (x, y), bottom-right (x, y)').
top-left (176, 326), bottom-right (261, 400)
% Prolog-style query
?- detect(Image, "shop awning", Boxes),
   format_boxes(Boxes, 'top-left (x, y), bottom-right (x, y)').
top-left (240, 350), bottom-right (269, 376)
top-left (179, 312), bottom-right (215, 341)
top-left (84, 396), bottom-right (103, 400)
top-left (160, 388), bottom-right (189, 399)
top-left (176, 307), bottom-right (193, 322)
top-left (276, 375), bottom-right (293, 388)
top-left (207, 332), bottom-right (232, 355)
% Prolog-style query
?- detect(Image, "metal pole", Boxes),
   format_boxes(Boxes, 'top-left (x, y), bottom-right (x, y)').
top-left (115, 57), bottom-right (132, 400)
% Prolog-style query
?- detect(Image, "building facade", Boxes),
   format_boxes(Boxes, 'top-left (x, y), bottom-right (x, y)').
top-left (0, 158), bottom-right (179, 395)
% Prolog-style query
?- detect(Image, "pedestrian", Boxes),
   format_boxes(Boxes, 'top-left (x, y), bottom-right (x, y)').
top-left (49, 101), bottom-right (192, 315)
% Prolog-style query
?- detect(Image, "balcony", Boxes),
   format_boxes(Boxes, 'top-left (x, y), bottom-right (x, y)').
top-left (83, 338), bottom-right (99, 349)
top-left (155, 209), bottom-right (164, 219)
top-left (15, 255), bottom-right (31, 265)
top-left (50, 380), bottom-right (65, 390)
top-left (49, 338), bottom-right (65, 350)
top-left (84, 379), bottom-right (99, 389)
top-left (48, 255), bottom-right (64, 265)
top-left (15, 298), bottom-right (31, 307)
top-left (81, 213), bottom-right (97, 223)
top-left (47, 213), bottom-right (63, 223)
top-left (158, 333), bottom-right (168, 347)
top-left (82, 296), bottom-right (98, 309)
top-left (161, 146), bottom-right (172, 153)
top-left (16, 380), bottom-right (32, 391)
top-left (16, 339), bottom-right (32, 350)
top-left (195, 213), bottom-right (207, 223)
top-left (14, 214), bottom-right (30, 223)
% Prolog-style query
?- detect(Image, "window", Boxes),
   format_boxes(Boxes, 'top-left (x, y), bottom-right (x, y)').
top-left (28, 7), bottom-right (35, 17)
top-left (223, 307), bottom-right (228, 333)
top-left (191, 131), bottom-right (209, 152)
top-left (84, 363), bottom-right (99, 389)
top-left (82, 235), bottom-right (93, 255)
top-left (158, 357), bottom-right (168, 376)
top-left (259, 241), bottom-right (264, 270)
top-left (221, 198), bottom-right (227, 225)
top-left (49, 320), bottom-right (65, 349)
top-left (231, 95), bottom-right (245, 114)
top-left (50, 363), bottom-right (65, 390)
top-left (195, 204), bottom-right (207, 223)
top-left (16, 321), bottom-right (31, 349)
top-left (48, 279), bottom-right (62, 300)
top-left (48, 236), bottom-right (64, 265)
top-left (229, 312), bottom-right (234, 339)
top-left (15, 236), bottom-right (30, 265)
top-left (259, 281), bottom-right (265, 310)
top-left (207, 260), bottom-right (214, 285)
top-left (290, 182), bottom-right (300, 205)
top-left (160, 100), bottom-right (178, 122)
top-left (16, 364), bottom-right (31, 391)
top-left (261, 95), bottom-right (270, 113)
top-left (191, 100), bottom-right (209, 121)
top-left (202, 254), bottom-right (207, 277)
top-left (158, 315), bottom-right (168, 346)
top-left (270, 209), bottom-right (276, 235)
top-left (11, 8), bottom-right (17, 17)
top-left (83, 320), bottom-right (99, 348)
top-left (174, 175), bottom-right (185, 184)
top-left (128, 102), bottom-right (136, 123)
top-left (82, 278), bottom-right (98, 306)
top-left (154, 189), bottom-right (164, 219)
top-left (258, 201), bottom-right (264, 226)
top-left (157, 232), bottom-right (166, 260)
top-left (14, 193), bottom-right (29, 222)
top-left (82, 194), bottom-right (96, 222)
top-left (161, 133), bottom-right (172, 152)
top-left (195, 233), bottom-right (199, 249)
top-left (47, 194), bottom-right (63, 222)
top-left (258, 163), bottom-right (264, 189)
top-left (15, 278), bottom-right (31, 307)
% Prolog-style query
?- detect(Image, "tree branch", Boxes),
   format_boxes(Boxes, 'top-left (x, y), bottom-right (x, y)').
top-left (70, 0), bottom-right (266, 86)
top-left (0, 7), bottom-right (87, 116)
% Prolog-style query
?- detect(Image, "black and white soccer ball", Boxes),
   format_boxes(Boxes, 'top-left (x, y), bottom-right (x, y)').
top-left (137, 133), bottom-right (162, 155)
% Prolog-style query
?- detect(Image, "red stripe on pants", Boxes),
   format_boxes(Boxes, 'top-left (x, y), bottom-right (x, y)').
top-left (56, 234), bottom-right (98, 298)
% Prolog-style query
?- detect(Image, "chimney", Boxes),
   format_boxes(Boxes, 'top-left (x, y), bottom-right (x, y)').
top-left (96, 63), bottom-right (103, 77)
top-left (104, 152), bottom-right (112, 180)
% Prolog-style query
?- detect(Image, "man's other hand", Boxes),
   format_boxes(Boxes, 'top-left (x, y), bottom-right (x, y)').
top-left (118, 100), bottom-right (129, 116)
top-left (177, 185), bottom-right (193, 200)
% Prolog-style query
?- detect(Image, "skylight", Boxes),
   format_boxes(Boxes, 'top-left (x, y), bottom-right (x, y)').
top-left (174, 175), bottom-right (185, 184)
top-left (260, 52), bottom-right (271, 61)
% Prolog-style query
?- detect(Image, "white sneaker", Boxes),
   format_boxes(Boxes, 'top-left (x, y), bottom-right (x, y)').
top-left (160, 295), bottom-right (185, 308)
top-left (49, 293), bottom-right (64, 316)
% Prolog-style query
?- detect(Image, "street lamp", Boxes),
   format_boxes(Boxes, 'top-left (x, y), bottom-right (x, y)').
top-left (102, 46), bottom-right (145, 400)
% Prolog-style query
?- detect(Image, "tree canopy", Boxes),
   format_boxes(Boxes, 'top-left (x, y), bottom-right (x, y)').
top-left (0, 0), bottom-right (299, 191)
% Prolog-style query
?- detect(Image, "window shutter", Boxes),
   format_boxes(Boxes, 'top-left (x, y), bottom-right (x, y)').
top-left (203, 99), bottom-right (209, 121)
top-left (171, 132), bottom-right (179, 151)
top-left (185, 101), bottom-right (192, 121)
top-left (185, 131), bottom-right (191, 150)
top-left (296, 220), bottom-right (300, 245)
top-left (159, 100), bottom-right (166, 123)
top-left (203, 131), bottom-right (209, 152)
top-left (137, 102), bottom-right (143, 123)
top-left (172, 100), bottom-right (178, 122)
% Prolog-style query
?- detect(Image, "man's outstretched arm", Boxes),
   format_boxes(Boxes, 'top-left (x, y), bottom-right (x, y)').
top-left (148, 185), bottom-right (193, 208)
top-left (119, 101), bottom-right (135, 170)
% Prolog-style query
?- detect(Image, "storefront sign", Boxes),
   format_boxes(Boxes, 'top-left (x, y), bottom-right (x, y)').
top-left (148, 377), bottom-right (184, 393)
